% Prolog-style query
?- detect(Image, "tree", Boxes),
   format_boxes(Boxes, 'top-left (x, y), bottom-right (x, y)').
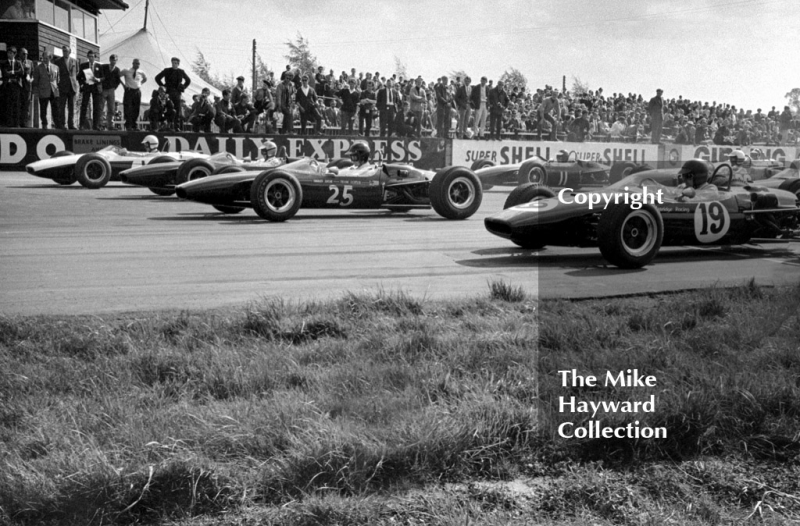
top-left (284, 32), bottom-right (318, 80)
top-left (394, 55), bottom-right (408, 80)
top-left (499, 67), bottom-right (527, 91)
top-left (253, 52), bottom-right (274, 86)
top-left (786, 88), bottom-right (800, 113)
top-left (450, 69), bottom-right (469, 82)
top-left (190, 48), bottom-right (229, 92)
top-left (571, 76), bottom-right (590, 96)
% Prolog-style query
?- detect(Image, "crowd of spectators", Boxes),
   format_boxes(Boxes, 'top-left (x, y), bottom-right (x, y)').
top-left (2, 47), bottom-right (799, 146)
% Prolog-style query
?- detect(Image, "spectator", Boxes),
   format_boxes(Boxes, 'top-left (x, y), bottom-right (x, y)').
top-left (280, 65), bottom-right (292, 81)
top-left (488, 80), bottom-right (509, 140)
top-left (234, 93), bottom-right (258, 132)
top-left (539, 92), bottom-right (561, 141)
top-left (31, 50), bottom-right (59, 129)
top-left (396, 100), bottom-right (418, 137)
top-left (275, 73), bottom-right (295, 134)
top-left (336, 79), bottom-right (358, 134)
top-left (54, 45), bottom-right (79, 129)
top-left (295, 74), bottom-right (322, 135)
top-left (435, 75), bottom-right (454, 138)
top-left (1, 47), bottom-right (24, 127)
top-left (647, 88), bottom-right (664, 143)
top-left (609, 115), bottom-right (627, 139)
top-left (314, 66), bottom-right (327, 96)
top-left (77, 50), bottom-right (104, 130)
top-left (232, 76), bottom-right (246, 105)
top-left (407, 76), bottom-right (427, 138)
top-left (779, 106), bottom-right (793, 145)
top-left (254, 78), bottom-right (274, 132)
top-left (455, 76), bottom-right (471, 139)
top-left (470, 76), bottom-right (489, 140)
top-left (155, 57), bottom-right (191, 130)
top-left (119, 58), bottom-right (147, 131)
top-left (19, 48), bottom-right (33, 127)
top-left (148, 86), bottom-right (175, 131)
top-left (568, 109), bottom-right (590, 142)
top-left (215, 89), bottom-right (243, 133)
top-left (189, 87), bottom-right (214, 133)
top-left (358, 79), bottom-right (377, 137)
top-left (100, 54), bottom-right (121, 130)
top-left (377, 78), bottom-right (399, 137)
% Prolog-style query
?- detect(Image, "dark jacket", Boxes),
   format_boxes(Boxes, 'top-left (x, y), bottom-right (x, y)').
top-left (77, 60), bottom-right (104, 93)
top-left (155, 67), bottom-right (191, 93)
top-left (488, 86), bottom-right (509, 114)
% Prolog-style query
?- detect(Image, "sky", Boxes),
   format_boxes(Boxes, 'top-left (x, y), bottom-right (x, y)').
top-left (97, 0), bottom-right (800, 112)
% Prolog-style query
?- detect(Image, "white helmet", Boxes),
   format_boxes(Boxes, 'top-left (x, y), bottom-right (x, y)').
top-left (729, 150), bottom-right (748, 166)
top-left (261, 140), bottom-right (277, 159)
top-left (141, 135), bottom-right (159, 152)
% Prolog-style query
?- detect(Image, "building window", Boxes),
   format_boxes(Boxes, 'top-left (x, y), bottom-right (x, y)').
top-left (71, 7), bottom-right (83, 38)
top-left (84, 12), bottom-right (95, 42)
top-left (54, 0), bottom-right (69, 31)
top-left (35, 0), bottom-right (53, 24)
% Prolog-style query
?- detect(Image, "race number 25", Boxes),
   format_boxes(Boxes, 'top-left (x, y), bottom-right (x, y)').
top-left (694, 201), bottom-right (730, 243)
top-left (327, 185), bottom-right (354, 206)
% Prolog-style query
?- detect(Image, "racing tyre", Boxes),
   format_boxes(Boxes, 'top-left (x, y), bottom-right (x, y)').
top-left (213, 165), bottom-right (246, 175)
top-left (148, 187), bottom-right (175, 196)
top-left (327, 158), bottom-right (354, 169)
top-left (609, 162), bottom-right (637, 184)
top-left (75, 153), bottom-right (112, 189)
top-left (598, 203), bottom-right (664, 269)
top-left (429, 166), bottom-right (483, 220)
top-left (504, 183), bottom-right (556, 209)
top-left (517, 159), bottom-right (546, 186)
top-left (212, 205), bottom-right (245, 214)
top-left (470, 159), bottom-right (495, 171)
top-left (175, 159), bottom-right (215, 185)
top-left (250, 169), bottom-right (303, 222)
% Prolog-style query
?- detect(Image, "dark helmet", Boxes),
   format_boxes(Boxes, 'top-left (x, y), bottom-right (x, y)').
top-left (556, 149), bottom-right (569, 162)
top-left (345, 142), bottom-right (370, 163)
top-left (678, 159), bottom-right (709, 188)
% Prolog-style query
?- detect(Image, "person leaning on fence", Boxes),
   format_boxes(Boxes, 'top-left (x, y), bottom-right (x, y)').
top-left (120, 58), bottom-right (147, 131)
top-left (31, 51), bottom-right (59, 129)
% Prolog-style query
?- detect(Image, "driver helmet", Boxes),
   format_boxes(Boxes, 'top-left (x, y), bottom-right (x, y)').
top-left (260, 139), bottom-right (277, 160)
top-left (556, 149), bottom-right (569, 162)
top-left (345, 141), bottom-right (370, 164)
top-left (141, 135), bottom-right (159, 152)
top-left (678, 159), bottom-right (709, 189)
top-left (729, 150), bottom-right (749, 167)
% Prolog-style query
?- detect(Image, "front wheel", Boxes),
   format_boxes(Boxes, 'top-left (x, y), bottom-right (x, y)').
top-left (175, 159), bottom-right (215, 185)
top-left (504, 183), bottom-right (556, 209)
top-left (250, 170), bottom-right (303, 221)
top-left (429, 167), bottom-right (483, 220)
top-left (75, 153), bottom-right (112, 189)
top-left (597, 203), bottom-right (663, 269)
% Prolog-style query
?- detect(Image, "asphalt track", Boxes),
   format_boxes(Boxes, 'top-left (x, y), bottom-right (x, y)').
top-left (1, 171), bottom-right (798, 316)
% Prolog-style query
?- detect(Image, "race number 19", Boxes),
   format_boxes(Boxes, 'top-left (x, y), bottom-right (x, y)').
top-left (694, 201), bottom-right (730, 243)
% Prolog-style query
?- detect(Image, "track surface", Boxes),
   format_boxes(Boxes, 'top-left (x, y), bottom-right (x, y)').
top-left (1, 172), bottom-right (798, 315)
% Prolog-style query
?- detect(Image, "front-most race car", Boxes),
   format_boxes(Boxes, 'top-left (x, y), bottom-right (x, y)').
top-left (484, 162), bottom-right (800, 268)
top-left (175, 154), bottom-right (483, 221)
top-left (25, 145), bottom-right (206, 189)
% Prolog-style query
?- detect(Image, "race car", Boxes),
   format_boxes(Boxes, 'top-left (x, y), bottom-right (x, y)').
top-left (24, 140), bottom-right (206, 190)
top-left (484, 160), bottom-right (800, 269)
top-left (756, 160), bottom-right (800, 197)
top-left (471, 150), bottom-right (647, 190)
top-left (119, 150), bottom-right (289, 196)
top-left (175, 144), bottom-right (482, 221)
top-left (746, 148), bottom-right (788, 180)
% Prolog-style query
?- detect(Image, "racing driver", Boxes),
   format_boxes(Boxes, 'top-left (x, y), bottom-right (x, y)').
top-left (728, 149), bottom-right (754, 185)
top-left (675, 159), bottom-right (719, 201)
top-left (141, 134), bottom-right (160, 153)
top-left (260, 139), bottom-right (278, 161)
top-left (344, 141), bottom-right (371, 168)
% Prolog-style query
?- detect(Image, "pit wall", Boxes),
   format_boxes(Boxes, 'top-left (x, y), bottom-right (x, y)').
top-left (1, 129), bottom-right (797, 171)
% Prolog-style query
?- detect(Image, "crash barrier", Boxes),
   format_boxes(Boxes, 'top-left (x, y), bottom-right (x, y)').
top-left (0, 130), bottom-right (449, 171)
top-left (2, 128), bottom-right (798, 172)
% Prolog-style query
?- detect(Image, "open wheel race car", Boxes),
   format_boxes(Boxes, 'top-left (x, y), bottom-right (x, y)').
top-left (471, 150), bottom-right (648, 190)
top-left (24, 146), bottom-right (206, 189)
top-left (175, 153), bottom-right (483, 221)
top-left (484, 163), bottom-right (800, 268)
top-left (118, 151), bottom-right (288, 196)
top-left (752, 159), bottom-right (800, 197)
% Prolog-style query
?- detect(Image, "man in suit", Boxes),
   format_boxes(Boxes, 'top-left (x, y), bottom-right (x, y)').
top-left (487, 80), bottom-right (509, 140)
top-left (19, 48), bottom-right (34, 127)
top-left (455, 76), bottom-right (471, 139)
top-left (189, 87), bottom-right (214, 133)
top-left (275, 73), bottom-right (295, 134)
top-left (647, 88), bottom-right (664, 144)
top-left (77, 50), bottom-right (104, 130)
top-left (32, 50), bottom-right (60, 129)
top-left (336, 79), bottom-right (358, 134)
top-left (295, 74), bottom-right (321, 135)
top-left (470, 77), bottom-right (489, 139)
top-left (434, 75), bottom-right (454, 138)
top-left (100, 54), bottom-right (121, 130)
top-left (408, 76), bottom-right (426, 138)
top-left (155, 57), bottom-right (191, 130)
top-left (1, 47), bottom-right (24, 127)
top-left (377, 78), bottom-right (399, 137)
top-left (54, 46), bottom-right (78, 129)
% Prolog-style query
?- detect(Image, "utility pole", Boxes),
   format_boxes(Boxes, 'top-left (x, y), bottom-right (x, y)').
top-left (252, 39), bottom-right (257, 95)
top-left (143, 0), bottom-right (149, 30)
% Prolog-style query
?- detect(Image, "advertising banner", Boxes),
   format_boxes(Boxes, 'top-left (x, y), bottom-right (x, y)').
top-left (669, 144), bottom-right (798, 167)
top-left (451, 139), bottom-right (660, 168)
top-left (0, 131), bottom-right (448, 171)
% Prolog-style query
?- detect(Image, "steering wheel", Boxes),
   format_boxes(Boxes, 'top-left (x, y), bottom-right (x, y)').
top-left (568, 150), bottom-right (577, 162)
top-left (710, 163), bottom-right (733, 191)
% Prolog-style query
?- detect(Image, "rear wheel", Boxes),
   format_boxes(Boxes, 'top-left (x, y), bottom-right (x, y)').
top-left (429, 167), bottom-right (483, 220)
top-left (250, 170), bottom-right (303, 221)
top-left (517, 160), bottom-right (546, 186)
top-left (176, 159), bottom-right (215, 185)
top-left (598, 203), bottom-right (663, 269)
top-left (75, 153), bottom-right (112, 189)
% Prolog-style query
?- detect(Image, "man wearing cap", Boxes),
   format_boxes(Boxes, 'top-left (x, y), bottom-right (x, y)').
top-left (232, 75), bottom-right (246, 106)
top-left (647, 88), bottom-right (664, 144)
top-left (77, 50), bottom-right (104, 130)
top-left (120, 58), bottom-right (147, 131)
top-left (54, 45), bottom-right (79, 129)
top-left (155, 57), bottom-right (191, 130)
top-left (100, 54), bottom-right (121, 130)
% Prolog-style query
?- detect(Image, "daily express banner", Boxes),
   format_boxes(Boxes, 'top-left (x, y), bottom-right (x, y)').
top-left (451, 139), bottom-right (660, 167)
top-left (0, 131), bottom-right (447, 170)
